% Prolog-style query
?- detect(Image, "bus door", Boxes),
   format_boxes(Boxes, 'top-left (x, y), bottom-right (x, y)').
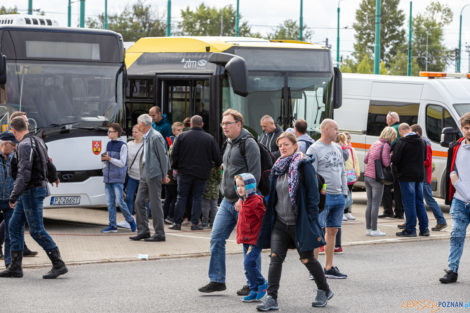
top-left (156, 75), bottom-right (215, 135)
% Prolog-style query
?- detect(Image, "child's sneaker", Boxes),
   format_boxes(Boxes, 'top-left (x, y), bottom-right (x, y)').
top-left (256, 281), bottom-right (268, 300)
top-left (101, 226), bottom-right (117, 233)
top-left (242, 291), bottom-right (259, 303)
top-left (318, 246), bottom-right (325, 255)
top-left (334, 246), bottom-right (343, 254)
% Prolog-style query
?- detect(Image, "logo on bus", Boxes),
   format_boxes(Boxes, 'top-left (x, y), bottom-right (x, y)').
top-left (181, 58), bottom-right (207, 69)
top-left (92, 141), bottom-right (102, 155)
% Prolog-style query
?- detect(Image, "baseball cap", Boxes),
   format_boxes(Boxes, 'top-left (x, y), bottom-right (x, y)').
top-left (0, 131), bottom-right (19, 144)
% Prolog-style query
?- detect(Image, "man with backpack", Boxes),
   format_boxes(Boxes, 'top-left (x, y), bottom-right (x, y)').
top-left (294, 119), bottom-right (315, 154)
top-left (0, 117), bottom-right (67, 279)
top-left (198, 109), bottom-right (261, 294)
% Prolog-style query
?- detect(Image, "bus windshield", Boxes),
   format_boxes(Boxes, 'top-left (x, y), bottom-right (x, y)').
top-left (3, 62), bottom-right (123, 129)
top-left (223, 72), bottom-right (332, 138)
top-left (454, 103), bottom-right (470, 117)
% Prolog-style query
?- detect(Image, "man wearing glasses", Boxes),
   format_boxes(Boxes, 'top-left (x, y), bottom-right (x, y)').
top-left (199, 109), bottom-right (261, 294)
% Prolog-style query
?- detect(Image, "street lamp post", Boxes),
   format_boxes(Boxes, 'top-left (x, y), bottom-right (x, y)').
top-left (407, 1), bottom-right (412, 76)
top-left (299, 0), bottom-right (303, 41)
top-left (28, 0), bottom-right (32, 15)
top-left (68, 0), bottom-right (71, 27)
top-left (337, 0), bottom-right (342, 67)
top-left (458, 4), bottom-right (470, 73)
top-left (374, 0), bottom-right (381, 74)
top-left (104, 0), bottom-right (108, 29)
top-left (166, 0), bottom-right (171, 36)
top-left (80, 0), bottom-right (85, 28)
top-left (235, 0), bottom-right (239, 37)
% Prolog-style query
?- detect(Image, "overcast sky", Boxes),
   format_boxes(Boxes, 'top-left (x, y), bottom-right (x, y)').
top-left (6, 0), bottom-right (470, 71)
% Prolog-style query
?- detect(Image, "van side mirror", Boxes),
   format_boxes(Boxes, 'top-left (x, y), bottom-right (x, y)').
top-left (0, 54), bottom-right (6, 86)
top-left (209, 52), bottom-right (248, 97)
top-left (440, 127), bottom-right (459, 147)
top-left (333, 67), bottom-right (342, 109)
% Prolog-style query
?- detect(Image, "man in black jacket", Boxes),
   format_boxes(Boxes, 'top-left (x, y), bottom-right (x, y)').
top-left (0, 117), bottom-right (67, 279)
top-left (170, 115), bottom-right (221, 231)
top-left (259, 115), bottom-right (282, 159)
top-left (392, 123), bottom-right (429, 237)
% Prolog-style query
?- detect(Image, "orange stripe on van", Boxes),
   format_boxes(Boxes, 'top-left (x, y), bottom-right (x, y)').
top-left (350, 142), bottom-right (370, 150)
top-left (351, 142), bottom-right (448, 158)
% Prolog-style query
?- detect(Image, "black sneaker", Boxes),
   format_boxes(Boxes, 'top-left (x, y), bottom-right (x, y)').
top-left (378, 213), bottom-right (394, 218)
top-left (191, 224), bottom-right (204, 231)
top-left (439, 269), bottom-right (458, 284)
top-left (198, 282), bottom-right (227, 293)
top-left (419, 229), bottom-right (430, 236)
top-left (432, 223), bottom-right (447, 231)
top-left (164, 218), bottom-right (174, 225)
top-left (168, 223), bottom-right (181, 230)
top-left (396, 230), bottom-right (417, 237)
top-left (324, 266), bottom-right (347, 279)
top-left (237, 284), bottom-right (250, 296)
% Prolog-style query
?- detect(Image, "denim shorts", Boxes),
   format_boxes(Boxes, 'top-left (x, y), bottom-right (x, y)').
top-left (319, 193), bottom-right (346, 228)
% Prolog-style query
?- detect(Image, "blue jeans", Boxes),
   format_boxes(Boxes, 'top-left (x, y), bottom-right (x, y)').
top-left (399, 181), bottom-right (429, 233)
top-left (448, 198), bottom-right (470, 273)
top-left (125, 177), bottom-right (139, 215)
top-left (319, 194), bottom-right (346, 228)
top-left (9, 187), bottom-right (57, 252)
top-left (105, 183), bottom-right (134, 228)
top-left (423, 182), bottom-right (446, 225)
top-left (174, 175), bottom-right (207, 225)
top-left (209, 198), bottom-right (261, 283)
top-left (1, 203), bottom-right (12, 266)
top-left (243, 244), bottom-right (265, 291)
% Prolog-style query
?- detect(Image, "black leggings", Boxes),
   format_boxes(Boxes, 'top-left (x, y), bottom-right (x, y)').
top-left (267, 219), bottom-right (329, 299)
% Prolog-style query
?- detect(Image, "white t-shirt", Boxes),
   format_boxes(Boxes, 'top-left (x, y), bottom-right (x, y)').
top-left (127, 141), bottom-right (143, 180)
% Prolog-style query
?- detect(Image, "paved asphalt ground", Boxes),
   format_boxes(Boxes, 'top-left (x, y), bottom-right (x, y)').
top-left (2, 239), bottom-right (469, 313)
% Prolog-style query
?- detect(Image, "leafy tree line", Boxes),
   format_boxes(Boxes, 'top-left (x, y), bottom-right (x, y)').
top-left (341, 0), bottom-right (454, 75)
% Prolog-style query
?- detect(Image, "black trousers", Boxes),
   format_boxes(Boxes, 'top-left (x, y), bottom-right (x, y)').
top-left (382, 177), bottom-right (403, 216)
top-left (163, 184), bottom-right (177, 219)
top-left (267, 220), bottom-right (329, 299)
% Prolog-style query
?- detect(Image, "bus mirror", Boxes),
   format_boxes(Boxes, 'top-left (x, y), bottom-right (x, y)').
top-left (333, 67), bottom-right (342, 109)
top-left (209, 53), bottom-right (248, 97)
top-left (0, 54), bottom-right (6, 86)
top-left (440, 127), bottom-right (459, 148)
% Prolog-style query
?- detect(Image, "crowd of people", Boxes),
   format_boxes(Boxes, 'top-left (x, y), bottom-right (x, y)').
top-left (0, 105), bottom-right (469, 310)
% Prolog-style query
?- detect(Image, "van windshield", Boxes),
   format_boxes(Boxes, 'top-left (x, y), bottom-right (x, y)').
top-left (454, 103), bottom-right (470, 116)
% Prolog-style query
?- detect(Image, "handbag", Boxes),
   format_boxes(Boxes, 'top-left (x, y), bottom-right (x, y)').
top-left (345, 147), bottom-right (358, 184)
top-left (374, 142), bottom-right (393, 185)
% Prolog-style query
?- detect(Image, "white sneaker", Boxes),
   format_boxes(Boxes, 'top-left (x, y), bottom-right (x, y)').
top-left (369, 230), bottom-right (386, 237)
top-left (345, 213), bottom-right (356, 220)
top-left (342, 214), bottom-right (348, 221)
top-left (117, 221), bottom-right (131, 229)
top-left (366, 229), bottom-right (372, 236)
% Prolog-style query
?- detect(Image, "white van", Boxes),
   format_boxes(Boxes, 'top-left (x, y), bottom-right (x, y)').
top-left (335, 73), bottom-right (470, 198)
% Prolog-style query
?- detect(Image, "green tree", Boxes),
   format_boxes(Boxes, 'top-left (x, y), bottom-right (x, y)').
top-left (179, 3), bottom-right (252, 36)
top-left (353, 0), bottom-right (406, 68)
top-left (0, 6), bottom-right (18, 14)
top-left (87, 0), bottom-right (165, 41)
top-left (356, 54), bottom-right (373, 74)
top-left (340, 57), bottom-right (356, 73)
top-left (412, 1), bottom-right (453, 74)
top-left (267, 19), bottom-right (312, 41)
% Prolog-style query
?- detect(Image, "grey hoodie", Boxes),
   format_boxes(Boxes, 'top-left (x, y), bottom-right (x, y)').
top-left (221, 129), bottom-right (261, 202)
top-left (297, 134), bottom-right (315, 154)
top-left (453, 142), bottom-right (470, 202)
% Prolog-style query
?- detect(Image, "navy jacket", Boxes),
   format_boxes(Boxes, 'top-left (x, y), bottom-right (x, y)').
top-left (257, 157), bottom-right (325, 252)
top-left (103, 140), bottom-right (127, 184)
top-left (0, 153), bottom-right (14, 201)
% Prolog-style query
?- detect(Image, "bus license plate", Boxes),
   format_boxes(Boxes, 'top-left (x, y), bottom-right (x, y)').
top-left (50, 196), bottom-right (80, 206)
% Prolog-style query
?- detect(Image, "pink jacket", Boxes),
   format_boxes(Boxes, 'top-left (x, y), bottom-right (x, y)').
top-left (364, 139), bottom-right (391, 179)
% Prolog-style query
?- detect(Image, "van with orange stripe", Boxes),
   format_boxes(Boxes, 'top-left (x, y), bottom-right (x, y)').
top-left (335, 73), bottom-right (470, 198)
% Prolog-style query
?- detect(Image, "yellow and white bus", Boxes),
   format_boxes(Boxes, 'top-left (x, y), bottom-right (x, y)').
top-left (125, 36), bottom-right (341, 143)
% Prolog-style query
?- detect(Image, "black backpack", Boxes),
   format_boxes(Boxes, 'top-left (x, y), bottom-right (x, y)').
top-left (223, 135), bottom-right (274, 196)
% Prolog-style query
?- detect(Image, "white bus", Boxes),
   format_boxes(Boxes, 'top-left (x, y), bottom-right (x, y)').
top-left (335, 73), bottom-right (470, 198)
top-left (0, 24), bottom-right (126, 207)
